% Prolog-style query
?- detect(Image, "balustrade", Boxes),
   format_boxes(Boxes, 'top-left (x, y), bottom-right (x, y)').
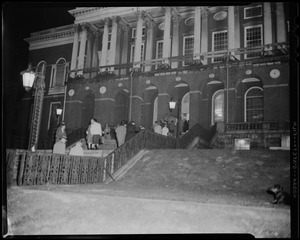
top-left (7, 123), bottom-right (215, 186)
top-left (69, 42), bottom-right (289, 77)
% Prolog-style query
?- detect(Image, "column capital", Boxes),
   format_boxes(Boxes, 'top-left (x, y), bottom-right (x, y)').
top-left (73, 24), bottom-right (81, 33)
top-left (103, 17), bottom-right (111, 26)
top-left (171, 7), bottom-right (181, 24)
top-left (200, 7), bottom-right (210, 19)
top-left (111, 16), bottom-right (120, 24)
top-left (135, 10), bottom-right (147, 20)
top-left (234, 6), bottom-right (240, 16)
top-left (118, 17), bottom-right (130, 32)
top-left (162, 7), bottom-right (172, 14)
top-left (80, 22), bottom-right (91, 32)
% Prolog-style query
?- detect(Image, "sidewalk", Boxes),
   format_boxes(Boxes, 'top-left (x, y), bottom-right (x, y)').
top-left (6, 185), bottom-right (290, 237)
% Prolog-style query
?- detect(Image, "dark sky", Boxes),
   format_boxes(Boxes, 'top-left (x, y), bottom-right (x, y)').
top-left (3, 3), bottom-right (76, 88)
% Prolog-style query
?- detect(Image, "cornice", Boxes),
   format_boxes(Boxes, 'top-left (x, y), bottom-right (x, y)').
top-left (25, 29), bottom-right (74, 44)
top-left (68, 7), bottom-right (110, 17)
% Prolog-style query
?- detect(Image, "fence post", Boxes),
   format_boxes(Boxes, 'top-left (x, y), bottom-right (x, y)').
top-left (102, 158), bottom-right (107, 182)
top-left (111, 153), bottom-right (115, 175)
top-left (17, 151), bottom-right (26, 186)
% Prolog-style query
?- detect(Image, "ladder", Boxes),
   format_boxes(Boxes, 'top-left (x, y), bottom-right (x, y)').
top-left (28, 64), bottom-right (46, 149)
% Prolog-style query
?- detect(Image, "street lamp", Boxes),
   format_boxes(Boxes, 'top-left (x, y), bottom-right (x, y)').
top-left (20, 63), bottom-right (46, 149)
top-left (56, 106), bottom-right (62, 126)
top-left (169, 98), bottom-right (176, 111)
top-left (20, 63), bottom-right (36, 91)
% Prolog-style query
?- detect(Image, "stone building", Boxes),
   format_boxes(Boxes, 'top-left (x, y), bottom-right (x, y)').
top-left (19, 4), bottom-right (290, 149)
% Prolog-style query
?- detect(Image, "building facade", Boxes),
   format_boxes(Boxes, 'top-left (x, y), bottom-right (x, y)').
top-left (18, 3), bottom-right (290, 149)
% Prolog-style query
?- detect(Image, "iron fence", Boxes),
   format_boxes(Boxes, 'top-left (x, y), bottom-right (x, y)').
top-left (7, 123), bottom-right (213, 186)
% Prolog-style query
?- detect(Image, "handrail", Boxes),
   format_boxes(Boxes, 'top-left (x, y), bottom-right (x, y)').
top-left (68, 42), bottom-right (289, 74)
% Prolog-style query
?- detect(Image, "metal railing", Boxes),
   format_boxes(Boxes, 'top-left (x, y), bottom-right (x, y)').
top-left (69, 42), bottom-right (289, 76)
top-left (225, 121), bottom-right (290, 132)
top-left (6, 123), bottom-right (215, 186)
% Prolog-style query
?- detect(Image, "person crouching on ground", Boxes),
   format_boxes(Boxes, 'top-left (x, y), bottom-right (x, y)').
top-left (69, 141), bottom-right (84, 156)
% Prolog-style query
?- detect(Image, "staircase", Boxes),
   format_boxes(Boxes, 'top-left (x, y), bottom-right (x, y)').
top-left (66, 138), bottom-right (117, 157)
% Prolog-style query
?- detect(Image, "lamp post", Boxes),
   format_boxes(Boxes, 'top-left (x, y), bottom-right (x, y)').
top-left (20, 63), bottom-right (46, 149)
top-left (56, 106), bottom-right (63, 126)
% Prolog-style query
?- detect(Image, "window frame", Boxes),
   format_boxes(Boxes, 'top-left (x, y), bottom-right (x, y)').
top-left (244, 86), bottom-right (264, 122)
top-left (244, 5), bottom-right (263, 20)
top-left (212, 30), bottom-right (228, 63)
top-left (47, 102), bottom-right (62, 130)
top-left (211, 89), bottom-right (224, 125)
top-left (50, 58), bottom-right (68, 88)
top-left (183, 35), bottom-right (194, 66)
top-left (131, 26), bottom-right (146, 38)
top-left (156, 40), bottom-right (164, 69)
top-left (244, 24), bottom-right (263, 59)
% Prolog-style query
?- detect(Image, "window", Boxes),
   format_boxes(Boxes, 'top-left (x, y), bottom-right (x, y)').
top-left (245, 87), bottom-right (264, 122)
top-left (107, 32), bottom-right (112, 50)
top-left (212, 30), bottom-right (227, 62)
top-left (183, 36), bottom-right (194, 66)
top-left (244, 5), bottom-right (262, 19)
top-left (132, 26), bottom-right (146, 38)
top-left (212, 90), bottom-right (224, 124)
top-left (47, 102), bottom-right (62, 130)
top-left (244, 25), bottom-right (263, 59)
top-left (156, 40), bottom-right (163, 68)
top-left (50, 58), bottom-right (68, 87)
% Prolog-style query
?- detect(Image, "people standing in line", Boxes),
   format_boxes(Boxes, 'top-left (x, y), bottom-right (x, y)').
top-left (162, 123), bottom-right (169, 136)
top-left (87, 118), bottom-right (102, 150)
top-left (115, 120), bottom-right (127, 147)
top-left (152, 121), bottom-right (162, 134)
top-left (69, 141), bottom-right (84, 156)
top-left (125, 121), bottom-right (138, 142)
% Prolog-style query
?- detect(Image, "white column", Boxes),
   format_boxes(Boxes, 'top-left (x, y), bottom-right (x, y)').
top-left (134, 11), bottom-right (144, 69)
top-left (145, 20), bottom-right (154, 72)
top-left (109, 16), bottom-right (118, 71)
top-left (85, 33), bottom-right (93, 69)
top-left (227, 6), bottom-right (235, 56)
top-left (100, 18), bottom-right (110, 71)
top-left (77, 23), bottom-right (88, 76)
top-left (276, 2), bottom-right (287, 44)
top-left (200, 7), bottom-right (208, 65)
top-left (193, 7), bottom-right (202, 60)
top-left (70, 25), bottom-right (80, 78)
top-left (234, 7), bottom-right (241, 60)
top-left (264, 2), bottom-right (273, 50)
top-left (162, 7), bottom-right (172, 65)
top-left (91, 32), bottom-right (100, 78)
top-left (171, 14), bottom-right (181, 69)
top-left (121, 28), bottom-right (129, 75)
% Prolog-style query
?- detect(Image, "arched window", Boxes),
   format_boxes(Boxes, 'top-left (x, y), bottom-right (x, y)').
top-left (50, 58), bottom-right (68, 87)
top-left (212, 90), bottom-right (224, 124)
top-left (245, 87), bottom-right (264, 122)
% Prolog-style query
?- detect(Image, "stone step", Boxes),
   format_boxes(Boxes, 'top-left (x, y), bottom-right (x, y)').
top-left (83, 149), bottom-right (114, 158)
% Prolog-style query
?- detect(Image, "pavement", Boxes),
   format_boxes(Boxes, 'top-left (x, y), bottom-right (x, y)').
top-left (5, 149), bottom-right (291, 237)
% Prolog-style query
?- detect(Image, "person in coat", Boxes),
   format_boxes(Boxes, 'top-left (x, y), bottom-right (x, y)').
top-left (69, 141), bottom-right (84, 156)
top-left (87, 118), bottom-right (102, 150)
top-left (55, 123), bottom-right (67, 143)
top-left (115, 120), bottom-right (126, 147)
top-left (125, 121), bottom-right (138, 142)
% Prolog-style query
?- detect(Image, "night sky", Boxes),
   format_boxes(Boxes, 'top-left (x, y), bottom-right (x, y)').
top-left (3, 3), bottom-right (76, 87)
